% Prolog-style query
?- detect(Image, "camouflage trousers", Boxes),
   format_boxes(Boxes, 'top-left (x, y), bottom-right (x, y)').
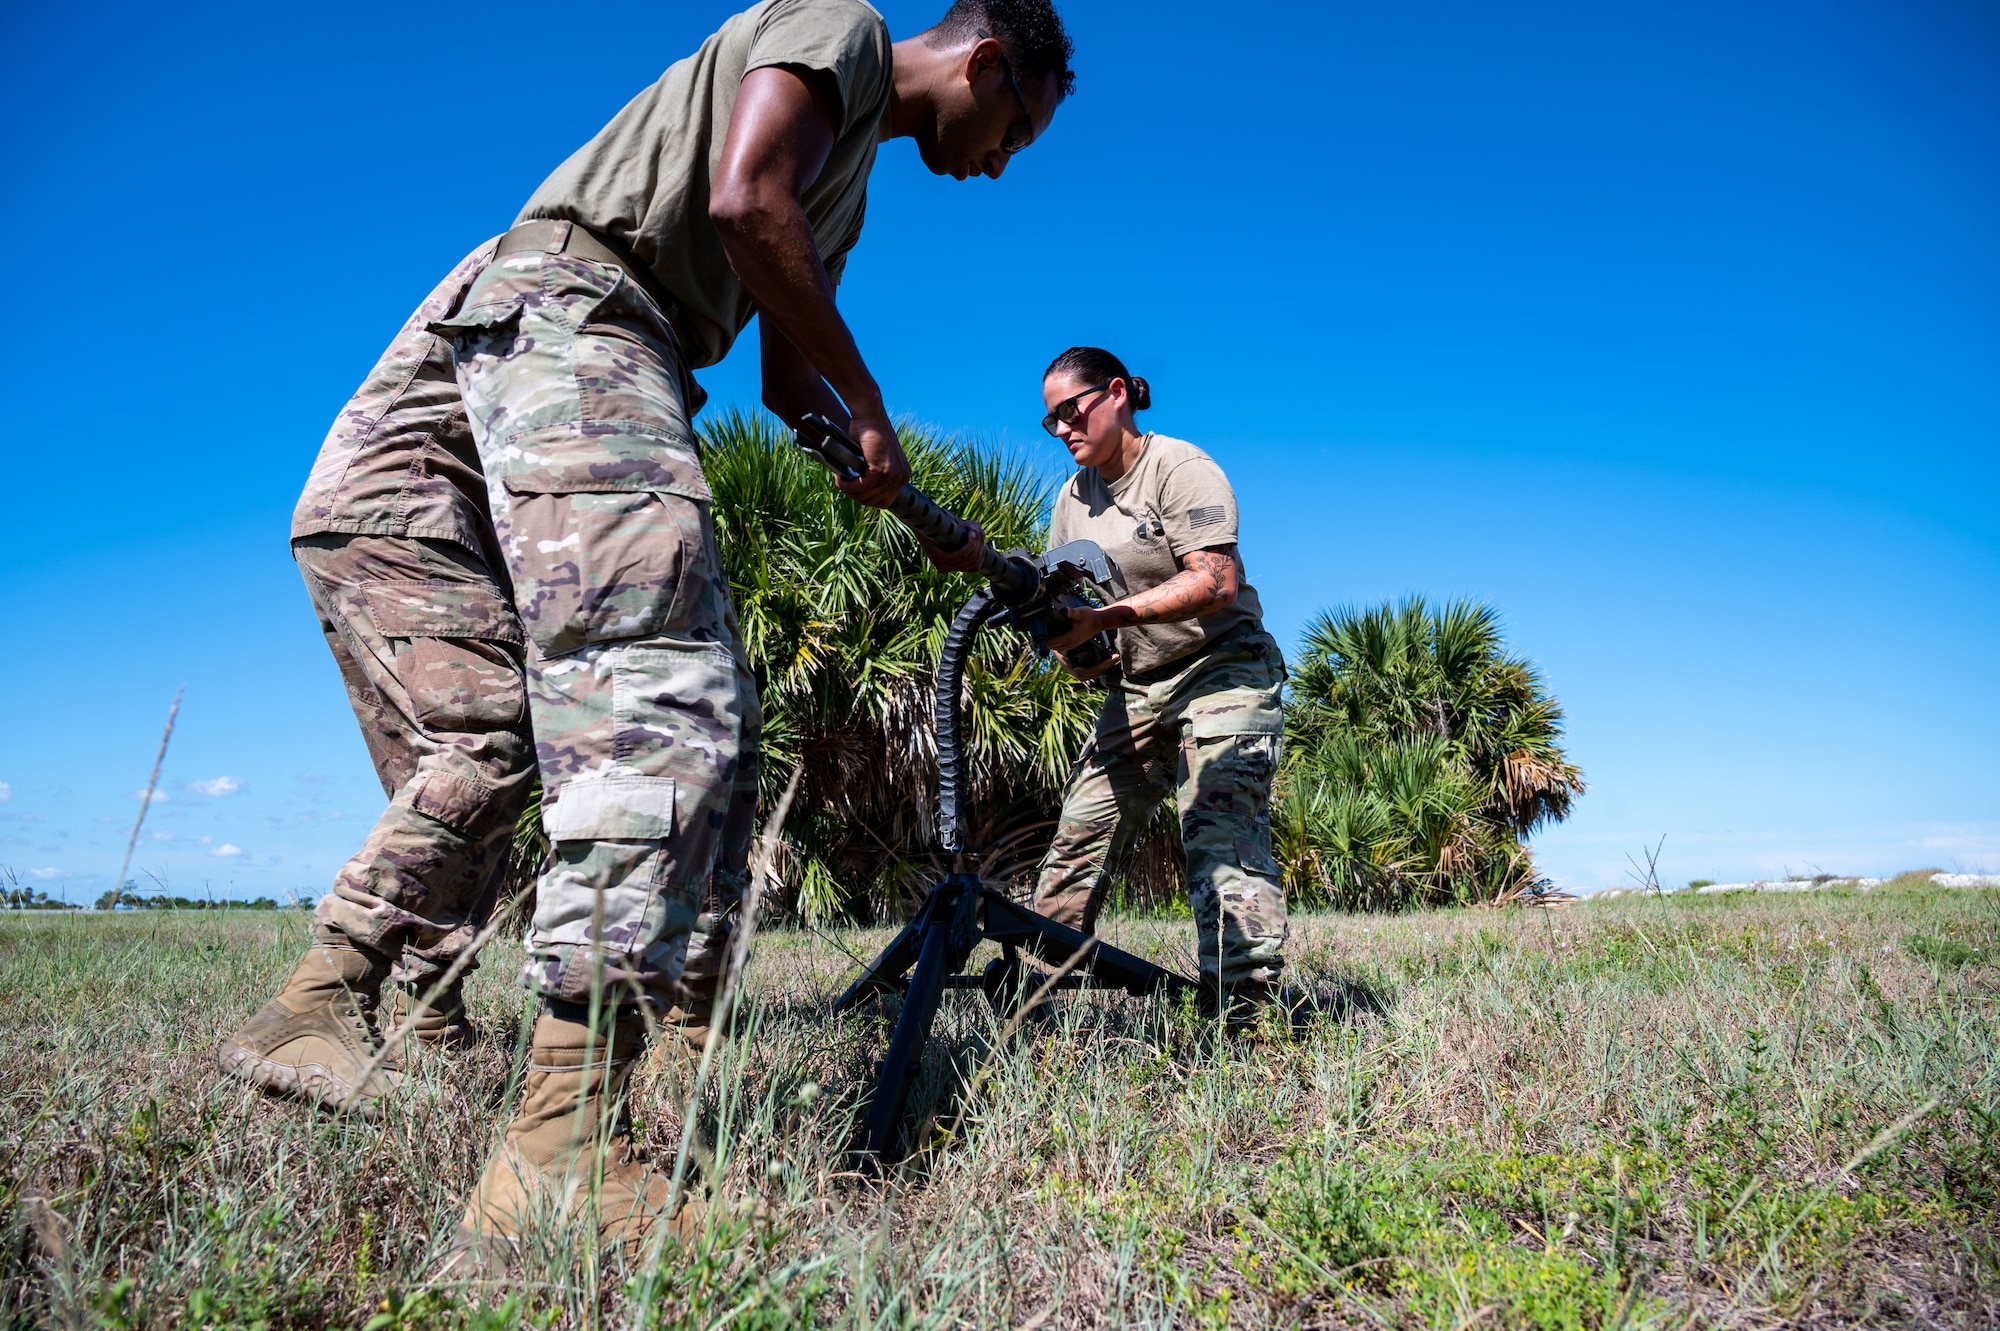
top-left (430, 232), bottom-right (759, 1008)
top-left (1033, 629), bottom-right (1289, 988)
top-left (297, 533), bottom-right (535, 984)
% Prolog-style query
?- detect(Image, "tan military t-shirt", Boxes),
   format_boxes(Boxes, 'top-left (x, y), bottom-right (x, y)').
top-left (1047, 434), bottom-right (1267, 678)
top-left (518, 0), bottom-right (891, 369)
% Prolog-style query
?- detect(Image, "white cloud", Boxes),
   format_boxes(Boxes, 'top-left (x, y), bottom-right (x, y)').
top-left (0, 781), bottom-right (11, 801)
top-left (129, 789), bottom-right (169, 802)
top-left (29, 867), bottom-right (63, 879)
top-left (149, 831), bottom-right (175, 842)
top-left (1917, 830), bottom-right (2000, 852)
top-left (210, 844), bottom-right (242, 858)
top-left (186, 777), bottom-right (242, 797)
top-left (197, 836), bottom-right (212, 846)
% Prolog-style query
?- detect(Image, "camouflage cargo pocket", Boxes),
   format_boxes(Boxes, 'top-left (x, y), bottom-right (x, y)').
top-left (407, 768), bottom-right (499, 833)
top-left (434, 248), bottom-right (719, 658)
top-left (539, 770), bottom-right (680, 911)
top-left (362, 581), bottom-right (526, 732)
top-left (430, 252), bottom-right (696, 468)
top-left (1183, 731), bottom-right (1283, 877)
top-left (543, 770), bottom-right (677, 842)
top-left (1183, 682), bottom-right (1285, 740)
top-left (498, 482), bottom-right (715, 657)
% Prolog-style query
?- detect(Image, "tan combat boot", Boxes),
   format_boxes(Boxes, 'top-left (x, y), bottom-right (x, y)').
top-left (387, 977), bottom-right (475, 1051)
top-left (1199, 976), bottom-right (1307, 1036)
top-left (662, 979), bottom-right (720, 1059)
top-left (450, 1007), bottom-right (697, 1272)
top-left (1198, 975), bottom-right (1267, 1026)
top-left (216, 927), bottom-right (401, 1115)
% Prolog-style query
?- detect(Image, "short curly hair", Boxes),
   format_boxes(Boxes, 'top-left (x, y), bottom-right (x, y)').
top-left (924, 0), bottom-right (1076, 100)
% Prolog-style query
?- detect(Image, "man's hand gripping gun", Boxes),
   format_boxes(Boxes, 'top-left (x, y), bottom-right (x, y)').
top-left (795, 414), bottom-right (1117, 674)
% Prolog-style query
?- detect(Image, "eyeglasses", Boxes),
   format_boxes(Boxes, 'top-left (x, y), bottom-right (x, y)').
top-left (1042, 382), bottom-right (1110, 436)
top-left (978, 27), bottom-right (1036, 155)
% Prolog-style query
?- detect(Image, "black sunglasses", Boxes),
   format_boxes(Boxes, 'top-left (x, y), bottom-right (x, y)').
top-left (978, 27), bottom-right (1036, 155)
top-left (1042, 382), bottom-right (1110, 436)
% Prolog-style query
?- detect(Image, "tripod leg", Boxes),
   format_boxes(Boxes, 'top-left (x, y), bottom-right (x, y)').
top-left (832, 918), bottom-right (924, 1014)
top-left (857, 907), bottom-right (955, 1163)
top-left (980, 890), bottom-right (1199, 999)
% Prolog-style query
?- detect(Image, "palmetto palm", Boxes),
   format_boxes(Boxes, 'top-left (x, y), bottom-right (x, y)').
top-left (1279, 597), bottom-right (1585, 909)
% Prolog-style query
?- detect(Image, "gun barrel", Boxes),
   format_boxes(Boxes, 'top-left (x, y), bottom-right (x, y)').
top-left (797, 415), bottom-right (1036, 599)
top-left (887, 492), bottom-right (1035, 600)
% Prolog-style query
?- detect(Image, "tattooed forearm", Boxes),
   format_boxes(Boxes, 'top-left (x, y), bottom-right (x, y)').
top-left (1099, 546), bottom-right (1240, 630)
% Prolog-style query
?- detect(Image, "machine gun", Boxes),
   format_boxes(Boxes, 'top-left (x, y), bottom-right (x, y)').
top-left (795, 414), bottom-right (1117, 674)
top-left (795, 415), bottom-right (1198, 1164)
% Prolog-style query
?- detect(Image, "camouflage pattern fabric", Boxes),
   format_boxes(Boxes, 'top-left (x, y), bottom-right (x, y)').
top-left (681, 658), bottom-right (762, 1001)
top-left (292, 239), bottom-right (503, 551)
top-left (294, 533), bottom-right (535, 984)
top-left (1032, 629), bottom-right (1290, 988)
top-left (430, 240), bottom-right (758, 1008)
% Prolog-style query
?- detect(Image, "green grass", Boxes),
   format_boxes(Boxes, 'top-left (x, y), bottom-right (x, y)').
top-left (2, 885), bottom-right (1995, 1328)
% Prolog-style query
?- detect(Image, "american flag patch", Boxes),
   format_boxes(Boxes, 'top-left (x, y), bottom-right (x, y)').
top-left (1188, 504), bottom-right (1226, 530)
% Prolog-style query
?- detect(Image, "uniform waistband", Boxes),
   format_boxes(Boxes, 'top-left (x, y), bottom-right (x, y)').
top-left (496, 219), bottom-right (679, 324)
top-left (494, 218), bottom-right (704, 416)
top-left (1119, 620), bottom-right (1273, 688)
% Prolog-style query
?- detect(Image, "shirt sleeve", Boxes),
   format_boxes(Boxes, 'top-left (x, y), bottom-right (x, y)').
top-left (747, 0), bottom-right (893, 138)
top-left (821, 195), bottom-right (865, 286)
top-left (1157, 456), bottom-right (1240, 556)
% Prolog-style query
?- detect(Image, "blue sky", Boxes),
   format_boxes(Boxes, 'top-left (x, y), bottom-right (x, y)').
top-left (2, 0), bottom-right (1994, 901)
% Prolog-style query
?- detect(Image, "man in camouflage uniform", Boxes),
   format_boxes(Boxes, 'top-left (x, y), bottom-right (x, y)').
top-left (223, 0), bottom-right (1077, 1261)
top-left (432, 236), bottom-right (767, 1025)
top-left (219, 240), bottom-right (537, 1116)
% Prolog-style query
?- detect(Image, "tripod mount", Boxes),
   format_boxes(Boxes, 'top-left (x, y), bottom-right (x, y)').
top-left (795, 416), bottom-right (1198, 1163)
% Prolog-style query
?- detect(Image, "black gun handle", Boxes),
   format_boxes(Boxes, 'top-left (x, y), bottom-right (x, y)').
top-left (1065, 634), bottom-right (1115, 672)
top-left (1037, 592), bottom-right (1114, 674)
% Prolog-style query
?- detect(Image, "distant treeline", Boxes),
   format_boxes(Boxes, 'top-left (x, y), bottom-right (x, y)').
top-left (92, 892), bottom-right (302, 912)
top-left (3, 887), bottom-right (75, 910)
top-left (3, 879), bottom-right (310, 913)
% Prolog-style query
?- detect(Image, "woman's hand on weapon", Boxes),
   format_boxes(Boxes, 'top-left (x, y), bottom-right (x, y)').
top-left (1054, 644), bottom-right (1122, 682)
top-left (1048, 604), bottom-right (1122, 680)
top-left (917, 520), bottom-right (989, 574)
top-left (833, 409), bottom-right (913, 508)
top-left (1047, 603), bottom-right (1111, 652)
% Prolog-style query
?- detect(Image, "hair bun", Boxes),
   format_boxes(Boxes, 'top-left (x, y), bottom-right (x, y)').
top-left (1044, 347), bottom-right (1153, 412)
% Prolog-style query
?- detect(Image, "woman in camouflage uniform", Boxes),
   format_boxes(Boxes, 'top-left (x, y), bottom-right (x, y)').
top-left (1033, 347), bottom-right (1289, 1016)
